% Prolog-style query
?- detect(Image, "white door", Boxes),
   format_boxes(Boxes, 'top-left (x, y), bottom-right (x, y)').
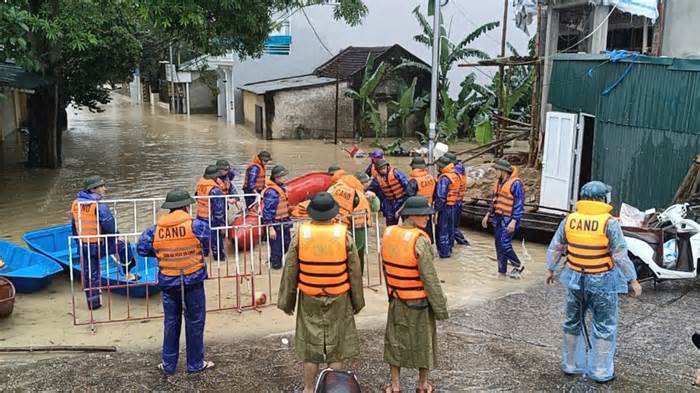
top-left (539, 112), bottom-right (578, 213)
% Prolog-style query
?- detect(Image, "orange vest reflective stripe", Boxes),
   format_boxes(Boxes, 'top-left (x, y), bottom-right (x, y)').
top-left (564, 200), bottom-right (614, 274)
top-left (297, 223), bottom-right (350, 296)
top-left (377, 167), bottom-right (405, 201)
top-left (195, 177), bottom-right (219, 219)
top-left (291, 200), bottom-right (310, 219)
top-left (71, 199), bottom-right (100, 244)
top-left (216, 177), bottom-right (230, 195)
top-left (410, 169), bottom-right (436, 205)
top-left (263, 180), bottom-right (290, 220)
top-left (439, 164), bottom-right (461, 206)
top-left (244, 156), bottom-right (266, 192)
top-left (493, 168), bottom-right (521, 217)
top-left (153, 210), bottom-right (205, 277)
top-left (381, 226), bottom-right (429, 301)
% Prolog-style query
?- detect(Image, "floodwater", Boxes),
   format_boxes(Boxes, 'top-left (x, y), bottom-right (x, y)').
top-left (0, 94), bottom-right (547, 355)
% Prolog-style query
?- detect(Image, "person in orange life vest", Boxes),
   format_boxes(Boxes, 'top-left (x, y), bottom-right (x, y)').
top-left (137, 189), bottom-right (214, 375)
top-left (277, 192), bottom-right (365, 393)
top-left (382, 196), bottom-right (448, 393)
top-left (328, 164), bottom-right (346, 187)
top-left (368, 159), bottom-right (409, 226)
top-left (71, 175), bottom-right (139, 310)
top-left (195, 165), bottom-right (226, 262)
top-left (243, 150), bottom-right (271, 208)
top-left (215, 159), bottom-right (240, 203)
top-left (291, 200), bottom-right (311, 219)
top-left (263, 165), bottom-right (292, 270)
top-left (481, 159), bottom-right (526, 277)
top-left (443, 152), bottom-right (469, 246)
top-left (405, 156), bottom-right (436, 243)
top-left (365, 149), bottom-right (384, 178)
top-left (433, 156), bottom-right (460, 258)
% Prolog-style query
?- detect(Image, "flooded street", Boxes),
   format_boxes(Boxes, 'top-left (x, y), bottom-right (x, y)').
top-left (0, 96), bottom-right (696, 391)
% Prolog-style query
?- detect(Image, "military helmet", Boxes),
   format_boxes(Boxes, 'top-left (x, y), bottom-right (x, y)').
top-left (258, 151), bottom-right (272, 162)
top-left (161, 188), bottom-right (195, 209)
top-left (410, 157), bottom-right (427, 169)
top-left (83, 175), bottom-right (106, 191)
top-left (493, 159), bottom-right (513, 173)
top-left (203, 165), bottom-right (220, 179)
top-left (307, 192), bottom-right (339, 222)
top-left (399, 196), bottom-right (434, 217)
top-left (270, 165), bottom-right (288, 179)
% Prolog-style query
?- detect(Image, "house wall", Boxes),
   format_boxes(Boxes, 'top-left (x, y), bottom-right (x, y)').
top-left (242, 91), bottom-right (266, 135)
top-left (662, 0), bottom-right (700, 58)
top-left (268, 82), bottom-right (354, 140)
top-left (189, 78), bottom-right (217, 114)
top-left (0, 89), bottom-right (27, 144)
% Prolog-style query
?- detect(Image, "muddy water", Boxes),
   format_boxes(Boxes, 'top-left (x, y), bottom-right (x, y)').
top-left (0, 94), bottom-right (547, 353)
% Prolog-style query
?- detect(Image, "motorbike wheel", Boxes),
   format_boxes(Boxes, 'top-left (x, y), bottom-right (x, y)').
top-left (629, 253), bottom-right (655, 282)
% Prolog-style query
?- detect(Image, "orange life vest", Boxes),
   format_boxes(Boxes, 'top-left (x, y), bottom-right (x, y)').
top-left (263, 180), bottom-right (290, 220)
top-left (195, 177), bottom-right (220, 219)
top-left (493, 168), bottom-right (521, 217)
top-left (410, 168), bottom-right (436, 205)
top-left (297, 223), bottom-right (350, 296)
top-left (377, 167), bottom-right (405, 201)
top-left (71, 199), bottom-right (100, 244)
top-left (381, 225), bottom-right (429, 301)
top-left (438, 164), bottom-right (461, 206)
top-left (329, 177), bottom-right (371, 228)
top-left (291, 200), bottom-right (310, 219)
top-left (456, 172), bottom-right (467, 202)
top-left (564, 200), bottom-right (614, 274)
top-left (244, 156), bottom-right (266, 192)
top-left (216, 177), bottom-right (230, 195)
top-left (152, 210), bottom-right (205, 277)
top-left (330, 169), bottom-right (347, 185)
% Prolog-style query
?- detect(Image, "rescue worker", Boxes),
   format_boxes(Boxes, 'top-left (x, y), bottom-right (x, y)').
top-left (291, 200), bottom-right (310, 219)
top-left (71, 175), bottom-right (139, 310)
top-left (382, 196), bottom-right (448, 393)
top-left (481, 159), bottom-right (525, 277)
top-left (433, 156), bottom-right (460, 258)
top-left (369, 159), bottom-right (409, 226)
top-left (328, 164), bottom-right (346, 186)
top-left (405, 156), bottom-right (436, 242)
top-left (545, 181), bottom-right (641, 383)
top-left (195, 165), bottom-right (226, 261)
top-left (243, 150), bottom-right (272, 207)
top-left (137, 189), bottom-right (214, 374)
top-left (365, 149), bottom-right (384, 178)
top-left (444, 152), bottom-right (469, 246)
top-left (262, 165), bottom-right (291, 270)
top-left (328, 171), bottom-right (373, 273)
top-left (215, 159), bottom-right (239, 197)
top-left (278, 192), bottom-right (365, 393)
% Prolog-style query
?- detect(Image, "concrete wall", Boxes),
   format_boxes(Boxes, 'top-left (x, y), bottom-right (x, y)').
top-left (242, 91), bottom-right (266, 133)
top-left (189, 78), bottom-right (217, 114)
top-left (0, 89), bottom-right (26, 144)
top-left (662, 0), bottom-right (700, 58)
top-left (268, 82), bottom-right (354, 140)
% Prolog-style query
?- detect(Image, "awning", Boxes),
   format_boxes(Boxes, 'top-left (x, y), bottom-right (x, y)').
top-left (0, 63), bottom-right (50, 93)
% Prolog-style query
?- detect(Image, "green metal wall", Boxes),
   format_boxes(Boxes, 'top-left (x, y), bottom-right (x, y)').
top-left (549, 55), bottom-right (700, 209)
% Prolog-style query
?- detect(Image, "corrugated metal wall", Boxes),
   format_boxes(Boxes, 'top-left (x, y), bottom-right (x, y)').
top-left (549, 55), bottom-right (700, 209)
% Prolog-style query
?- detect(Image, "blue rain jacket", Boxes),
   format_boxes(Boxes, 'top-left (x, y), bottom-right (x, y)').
top-left (262, 181), bottom-right (291, 224)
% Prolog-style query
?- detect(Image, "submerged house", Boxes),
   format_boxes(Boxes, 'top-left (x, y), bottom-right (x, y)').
top-left (240, 44), bottom-right (430, 140)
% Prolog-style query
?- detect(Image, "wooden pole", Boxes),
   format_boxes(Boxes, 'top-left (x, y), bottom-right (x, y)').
top-left (334, 68), bottom-right (339, 144)
top-left (496, 0), bottom-right (509, 157)
top-left (528, 3), bottom-right (543, 167)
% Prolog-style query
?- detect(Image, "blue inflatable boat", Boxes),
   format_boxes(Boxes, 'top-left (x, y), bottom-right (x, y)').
top-left (22, 224), bottom-right (160, 298)
top-left (0, 240), bottom-right (63, 293)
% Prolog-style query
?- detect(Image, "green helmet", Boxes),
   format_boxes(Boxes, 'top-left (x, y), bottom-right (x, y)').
top-left (399, 196), bottom-right (434, 217)
top-left (435, 156), bottom-right (451, 169)
top-left (443, 152), bottom-right (457, 163)
top-left (307, 192), bottom-right (339, 222)
top-left (258, 151), bottom-right (272, 162)
top-left (354, 171), bottom-right (371, 184)
top-left (161, 188), bottom-right (195, 210)
top-left (215, 159), bottom-right (230, 171)
top-left (327, 164), bottom-right (341, 175)
top-left (374, 159), bottom-right (390, 169)
top-left (493, 159), bottom-right (513, 173)
top-left (203, 165), bottom-right (220, 179)
top-left (83, 175), bottom-right (105, 191)
top-left (270, 165), bottom-right (289, 179)
top-left (410, 157), bottom-right (427, 169)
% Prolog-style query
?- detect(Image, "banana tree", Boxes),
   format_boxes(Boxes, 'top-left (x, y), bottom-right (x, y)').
top-left (345, 59), bottom-right (387, 139)
top-left (388, 77), bottom-right (428, 138)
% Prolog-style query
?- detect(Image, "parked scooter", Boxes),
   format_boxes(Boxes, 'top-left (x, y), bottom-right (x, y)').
top-left (624, 203), bottom-right (699, 282)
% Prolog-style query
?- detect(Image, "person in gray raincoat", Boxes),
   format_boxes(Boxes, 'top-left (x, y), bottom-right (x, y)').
top-left (382, 196), bottom-right (448, 393)
top-left (278, 192), bottom-right (365, 393)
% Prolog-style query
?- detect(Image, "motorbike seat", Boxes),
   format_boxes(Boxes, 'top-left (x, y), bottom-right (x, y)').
top-left (623, 227), bottom-right (664, 266)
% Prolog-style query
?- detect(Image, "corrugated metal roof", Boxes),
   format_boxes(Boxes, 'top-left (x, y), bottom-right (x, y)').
top-left (240, 74), bottom-right (336, 95)
top-left (0, 63), bottom-right (49, 92)
top-left (549, 54), bottom-right (700, 209)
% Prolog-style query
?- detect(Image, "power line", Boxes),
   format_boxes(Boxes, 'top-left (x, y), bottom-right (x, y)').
top-left (301, 6), bottom-right (334, 56)
top-left (546, 2), bottom-right (619, 59)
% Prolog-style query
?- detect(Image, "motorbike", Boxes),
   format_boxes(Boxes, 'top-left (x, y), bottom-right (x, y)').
top-left (624, 203), bottom-right (699, 282)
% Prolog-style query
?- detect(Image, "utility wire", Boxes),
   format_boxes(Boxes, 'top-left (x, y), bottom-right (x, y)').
top-left (301, 6), bottom-right (334, 56)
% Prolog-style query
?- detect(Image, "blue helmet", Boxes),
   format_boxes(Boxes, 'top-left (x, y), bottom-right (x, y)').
top-left (580, 181), bottom-right (611, 202)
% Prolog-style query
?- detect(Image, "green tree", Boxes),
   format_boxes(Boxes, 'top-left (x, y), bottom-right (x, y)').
top-left (1, 0), bottom-right (368, 168)
top-left (345, 59), bottom-right (387, 140)
top-left (388, 77), bottom-right (427, 138)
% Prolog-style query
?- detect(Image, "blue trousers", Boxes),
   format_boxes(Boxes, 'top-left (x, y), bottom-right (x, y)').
top-left (269, 221), bottom-right (291, 269)
top-left (493, 215), bottom-right (521, 273)
top-left (382, 199), bottom-right (404, 226)
top-left (453, 202), bottom-right (469, 245)
top-left (208, 229), bottom-right (226, 261)
top-left (161, 281), bottom-right (206, 374)
top-left (79, 240), bottom-right (135, 309)
top-left (562, 284), bottom-right (619, 382)
top-left (436, 206), bottom-right (456, 258)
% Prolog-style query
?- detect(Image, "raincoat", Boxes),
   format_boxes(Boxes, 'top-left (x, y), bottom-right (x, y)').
top-left (262, 181), bottom-right (291, 269)
top-left (434, 170), bottom-right (457, 258)
top-left (277, 229), bottom-right (365, 363)
top-left (196, 183), bottom-right (226, 262)
top-left (368, 167), bottom-right (409, 226)
top-left (243, 158), bottom-right (265, 207)
top-left (217, 168), bottom-right (239, 197)
top-left (384, 223), bottom-right (448, 369)
top-left (71, 190), bottom-right (135, 309)
top-left (491, 175), bottom-right (525, 273)
top-left (453, 162), bottom-right (469, 245)
top-left (546, 202), bottom-right (637, 383)
top-left (137, 217), bottom-right (210, 374)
